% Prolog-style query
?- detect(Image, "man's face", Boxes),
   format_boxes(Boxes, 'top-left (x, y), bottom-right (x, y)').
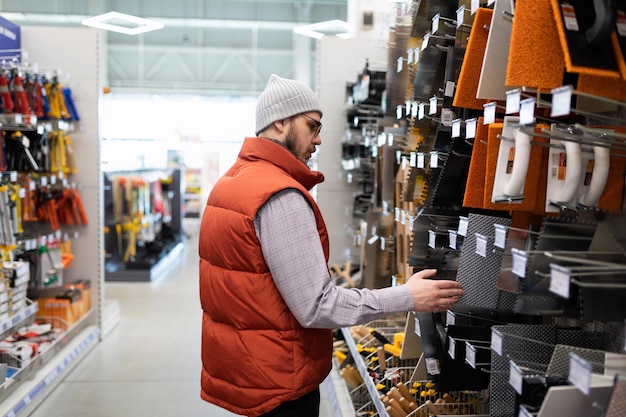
top-left (284, 112), bottom-right (322, 164)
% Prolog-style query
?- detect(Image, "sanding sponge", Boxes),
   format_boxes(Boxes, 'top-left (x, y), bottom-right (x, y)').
top-left (507, 0), bottom-right (565, 90)
top-left (463, 118), bottom-right (490, 209)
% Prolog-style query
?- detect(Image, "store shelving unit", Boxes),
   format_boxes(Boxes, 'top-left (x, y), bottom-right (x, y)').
top-left (0, 25), bottom-right (106, 417)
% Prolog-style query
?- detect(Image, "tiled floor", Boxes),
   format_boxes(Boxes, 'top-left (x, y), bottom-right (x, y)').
top-left (27, 222), bottom-right (336, 417)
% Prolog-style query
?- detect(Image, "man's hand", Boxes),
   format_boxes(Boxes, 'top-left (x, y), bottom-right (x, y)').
top-left (405, 269), bottom-right (464, 312)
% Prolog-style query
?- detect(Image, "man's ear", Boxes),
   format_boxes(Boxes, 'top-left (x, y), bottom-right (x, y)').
top-left (274, 118), bottom-right (289, 134)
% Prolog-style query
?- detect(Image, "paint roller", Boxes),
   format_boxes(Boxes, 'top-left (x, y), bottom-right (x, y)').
top-left (551, 140), bottom-right (583, 207)
top-left (578, 146), bottom-right (611, 207)
top-left (502, 128), bottom-right (533, 198)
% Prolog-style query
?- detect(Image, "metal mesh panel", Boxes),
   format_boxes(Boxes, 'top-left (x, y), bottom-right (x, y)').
top-left (456, 213), bottom-right (513, 309)
top-left (606, 377), bottom-right (626, 417)
top-left (547, 345), bottom-right (606, 376)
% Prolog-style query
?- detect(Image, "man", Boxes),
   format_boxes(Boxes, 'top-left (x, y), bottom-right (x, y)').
top-left (198, 74), bottom-right (464, 417)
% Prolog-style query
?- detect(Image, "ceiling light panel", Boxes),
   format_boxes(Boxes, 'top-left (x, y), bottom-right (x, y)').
top-left (82, 11), bottom-right (164, 35)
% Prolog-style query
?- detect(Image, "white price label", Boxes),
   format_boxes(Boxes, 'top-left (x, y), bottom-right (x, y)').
top-left (401, 210), bottom-right (406, 225)
top-left (445, 81), bottom-right (456, 97)
top-left (509, 361), bottom-right (524, 395)
top-left (448, 337), bottom-right (457, 359)
top-left (395, 207), bottom-right (401, 222)
top-left (367, 235), bottom-right (379, 245)
top-left (475, 233), bottom-right (488, 258)
top-left (519, 98), bottom-right (536, 125)
top-left (408, 48), bottom-right (414, 64)
top-left (449, 230), bottom-right (458, 249)
top-left (397, 105), bottom-right (403, 119)
top-left (419, 102), bottom-right (425, 120)
top-left (410, 152), bottom-right (417, 167)
top-left (452, 119), bottom-right (461, 138)
top-left (466, 343), bottom-right (477, 368)
top-left (457, 5), bottom-right (465, 28)
top-left (411, 101), bottom-right (419, 118)
top-left (551, 85), bottom-right (573, 117)
top-left (429, 230), bottom-right (437, 249)
top-left (458, 216), bottom-right (469, 236)
top-left (425, 358), bottom-right (441, 375)
top-left (429, 96), bottom-right (438, 115)
top-left (432, 13), bottom-right (440, 34)
top-left (380, 237), bottom-right (386, 250)
top-left (491, 329), bottom-right (503, 356)
top-left (569, 353), bottom-right (592, 395)
top-left (519, 405), bottom-right (533, 417)
top-left (465, 118), bottom-right (477, 139)
top-left (471, 0), bottom-right (480, 14)
top-left (511, 248), bottom-right (528, 278)
top-left (41, 176), bottom-right (48, 187)
top-left (397, 56), bottom-right (404, 73)
top-left (505, 89), bottom-right (521, 114)
top-left (417, 152), bottom-right (425, 168)
top-left (446, 310), bottom-right (456, 326)
top-left (423, 32), bottom-right (430, 49)
top-left (494, 224), bottom-right (507, 249)
top-left (488, 0), bottom-right (495, 5)
top-left (415, 317), bottom-right (421, 337)
top-left (430, 151), bottom-right (439, 168)
top-left (382, 202), bottom-right (388, 214)
top-left (484, 102), bottom-right (496, 125)
top-left (550, 264), bottom-right (571, 299)
top-left (406, 100), bottom-right (412, 116)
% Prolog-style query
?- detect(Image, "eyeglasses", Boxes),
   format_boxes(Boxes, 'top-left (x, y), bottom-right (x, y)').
top-left (299, 113), bottom-right (322, 137)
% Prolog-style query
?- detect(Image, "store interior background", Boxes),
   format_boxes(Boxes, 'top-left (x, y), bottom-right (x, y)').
top-left (0, 1), bottom-right (399, 415)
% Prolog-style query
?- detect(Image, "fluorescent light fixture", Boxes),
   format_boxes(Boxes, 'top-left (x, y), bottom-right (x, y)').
top-left (82, 11), bottom-right (164, 35)
top-left (293, 19), bottom-right (350, 39)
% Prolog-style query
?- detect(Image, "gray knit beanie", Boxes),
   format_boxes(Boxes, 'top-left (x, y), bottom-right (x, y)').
top-left (255, 74), bottom-right (323, 135)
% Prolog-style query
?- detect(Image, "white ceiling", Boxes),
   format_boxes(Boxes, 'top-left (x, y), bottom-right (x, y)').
top-left (1, 0), bottom-right (348, 95)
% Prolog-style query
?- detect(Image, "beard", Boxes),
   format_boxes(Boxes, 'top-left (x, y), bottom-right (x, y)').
top-left (284, 124), bottom-right (304, 163)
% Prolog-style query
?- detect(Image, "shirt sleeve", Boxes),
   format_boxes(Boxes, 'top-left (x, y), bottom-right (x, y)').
top-left (255, 189), bottom-right (414, 329)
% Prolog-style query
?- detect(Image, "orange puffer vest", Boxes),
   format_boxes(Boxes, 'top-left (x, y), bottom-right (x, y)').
top-left (199, 137), bottom-right (333, 417)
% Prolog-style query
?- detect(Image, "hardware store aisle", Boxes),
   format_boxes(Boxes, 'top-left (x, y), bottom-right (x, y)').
top-left (28, 224), bottom-right (336, 417)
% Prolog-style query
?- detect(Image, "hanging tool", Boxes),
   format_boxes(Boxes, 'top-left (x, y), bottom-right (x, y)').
top-left (56, 188), bottom-right (89, 226)
top-left (11, 71), bottom-right (31, 117)
top-left (25, 73), bottom-right (44, 118)
top-left (35, 187), bottom-right (60, 231)
top-left (0, 70), bottom-right (14, 113)
top-left (0, 185), bottom-right (16, 250)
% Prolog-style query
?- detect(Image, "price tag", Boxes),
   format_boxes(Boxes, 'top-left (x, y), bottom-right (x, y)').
top-left (380, 237), bottom-right (386, 250)
top-left (458, 216), bottom-right (469, 236)
top-left (397, 105), bottom-right (403, 119)
top-left (429, 230), bottom-right (437, 248)
top-left (415, 317), bottom-right (422, 337)
top-left (29, 180), bottom-right (36, 191)
top-left (41, 176), bottom-right (48, 187)
top-left (457, 5), bottom-right (465, 28)
top-left (405, 100), bottom-right (411, 116)
top-left (448, 337), bottom-right (457, 359)
top-left (425, 358), bottom-right (441, 375)
top-left (396, 150), bottom-right (402, 164)
top-left (505, 89), bottom-right (521, 114)
top-left (417, 152), bottom-right (425, 168)
top-left (491, 329), bottom-right (503, 355)
top-left (494, 224), bottom-right (507, 249)
top-left (483, 102), bottom-right (496, 125)
top-left (382, 202), bottom-right (388, 215)
top-left (418, 102), bottom-right (425, 119)
top-left (551, 85), bottom-right (573, 117)
top-left (446, 310), bottom-right (456, 326)
top-left (475, 233), bottom-right (488, 258)
top-left (471, 0), bottom-right (480, 14)
top-left (411, 101), bottom-right (419, 118)
top-left (519, 405), bottom-right (534, 417)
top-left (367, 235), bottom-right (379, 245)
top-left (388, 133), bottom-right (394, 146)
top-left (429, 96), bottom-right (438, 115)
top-left (397, 56), bottom-right (403, 73)
top-left (466, 343), bottom-right (477, 368)
top-left (550, 263), bottom-right (571, 299)
top-left (488, 0), bottom-right (495, 5)
top-left (424, 149), bottom-right (442, 169)
top-left (410, 152), bottom-right (417, 167)
top-left (519, 97), bottom-right (536, 125)
top-left (444, 81), bottom-right (455, 97)
top-left (452, 119), bottom-right (461, 138)
top-left (50, 175), bottom-right (57, 185)
top-left (432, 13), bottom-right (440, 34)
top-left (465, 118), bottom-right (477, 139)
top-left (408, 48), bottom-right (414, 64)
top-left (10, 171), bottom-right (17, 182)
top-left (449, 230), bottom-right (458, 249)
top-left (423, 32), bottom-right (431, 50)
top-left (511, 248), bottom-right (528, 278)
top-left (395, 207), bottom-right (401, 222)
top-left (1, 321), bottom-right (8, 332)
top-left (401, 210), bottom-right (406, 225)
top-left (19, 187), bottom-right (25, 199)
top-left (401, 156), bottom-right (407, 170)
top-left (509, 361), bottom-right (524, 395)
top-left (569, 353), bottom-right (592, 395)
